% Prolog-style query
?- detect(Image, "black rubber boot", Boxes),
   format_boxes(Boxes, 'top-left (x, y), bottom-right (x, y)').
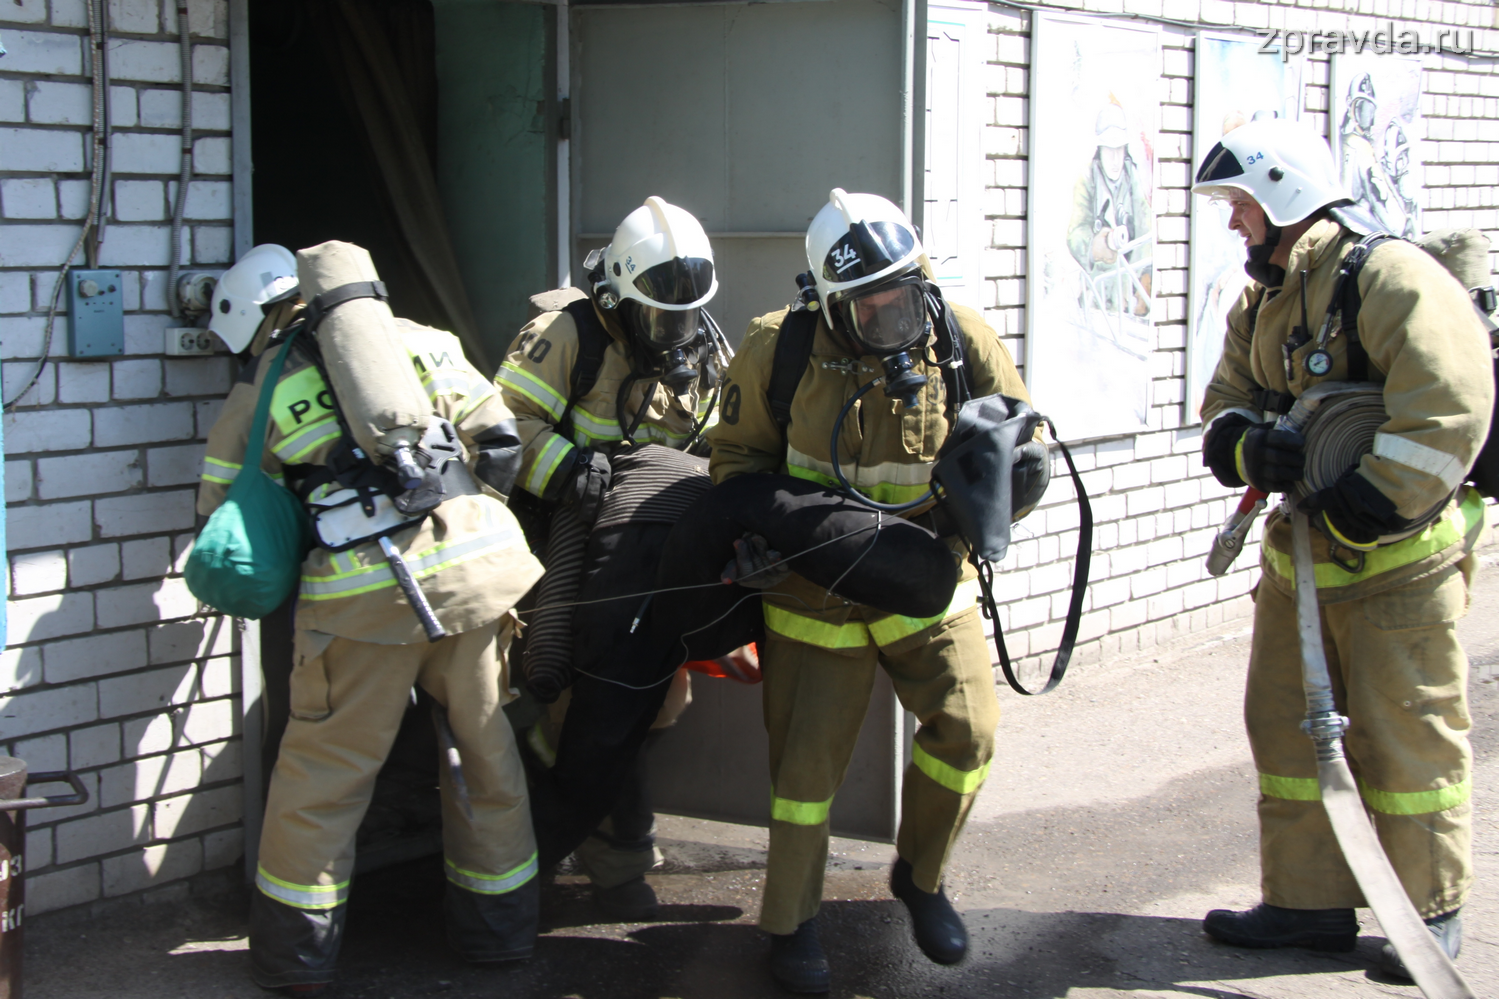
top-left (769, 917), bottom-right (830, 994)
top-left (593, 876), bottom-right (660, 921)
top-left (444, 877), bottom-right (540, 963)
top-left (248, 890), bottom-right (344, 992)
top-left (1203, 903), bottom-right (1358, 952)
top-left (890, 857), bottom-right (968, 965)
top-left (1378, 908), bottom-right (1462, 980)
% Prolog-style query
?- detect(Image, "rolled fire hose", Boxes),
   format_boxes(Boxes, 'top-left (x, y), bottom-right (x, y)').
top-left (521, 506), bottom-right (591, 703)
top-left (1207, 382), bottom-right (1445, 576)
top-left (1289, 511), bottom-right (1475, 999)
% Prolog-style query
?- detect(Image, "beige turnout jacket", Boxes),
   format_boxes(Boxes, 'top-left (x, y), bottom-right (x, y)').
top-left (199, 318), bottom-right (542, 644)
top-left (1201, 218), bottom-right (1493, 601)
top-left (495, 302), bottom-right (714, 500)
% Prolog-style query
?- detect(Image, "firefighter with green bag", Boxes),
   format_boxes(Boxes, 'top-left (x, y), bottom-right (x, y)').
top-left (194, 242), bottom-right (544, 995)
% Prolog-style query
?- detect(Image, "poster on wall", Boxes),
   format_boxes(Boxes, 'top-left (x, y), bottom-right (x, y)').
top-left (1331, 53), bottom-right (1424, 239)
top-left (1027, 14), bottom-right (1159, 440)
top-left (1185, 32), bottom-right (1302, 423)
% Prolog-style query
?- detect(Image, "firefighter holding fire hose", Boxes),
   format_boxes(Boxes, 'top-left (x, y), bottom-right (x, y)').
top-left (1192, 119), bottom-right (1492, 977)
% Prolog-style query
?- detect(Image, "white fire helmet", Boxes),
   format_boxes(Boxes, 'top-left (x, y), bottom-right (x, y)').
top-left (805, 189), bottom-right (927, 354)
top-left (209, 243), bottom-right (300, 353)
top-left (593, 196), bottom-right (717, 350)
top-left (1191, 119), bottom-right (1351, 227)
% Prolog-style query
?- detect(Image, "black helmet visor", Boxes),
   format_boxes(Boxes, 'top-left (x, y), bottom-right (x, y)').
top-left (1195, 142), bottom-right (1245, 185)
top-left (630, 256), bottom-right (714, 306)
top-left (821, 220), bottom-right (918, 284)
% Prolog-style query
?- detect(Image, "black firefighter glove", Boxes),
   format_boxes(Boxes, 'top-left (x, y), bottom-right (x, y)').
top-left (1202, 413), bottom-right (1256, 488)
top-left (554, 447), bottom-right (612, 527)
top-left (720, 533), bottom-right (790, 589)
top-left (1297, 468), bottom-right (1410, 550)
top-left (1238, 425), bottom-right (1306, 493)
top-left (471, 419), bottom-right (524, 500)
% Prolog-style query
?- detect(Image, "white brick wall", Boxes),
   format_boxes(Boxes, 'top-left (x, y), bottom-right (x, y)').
top-left (0, 0), bottom-right (241, 916)
top-left (981, 0), bottom-right (1499, 682)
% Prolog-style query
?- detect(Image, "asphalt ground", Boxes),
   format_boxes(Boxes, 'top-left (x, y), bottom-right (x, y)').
top-left (24, 543), bottom-right (1499, 999)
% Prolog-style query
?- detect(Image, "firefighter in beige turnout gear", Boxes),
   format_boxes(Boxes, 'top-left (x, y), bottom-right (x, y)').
top-left (199, 245), bottom-right (544, 994)
top-left (707, 190), bottom-right (1035, 993)
top-left (497, 198), bottom-right (725, 919)
top-left (1192, 120), bottom-right (1493, 975)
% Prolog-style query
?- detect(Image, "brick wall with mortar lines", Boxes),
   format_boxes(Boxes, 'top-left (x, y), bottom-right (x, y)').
top-left (978, 0), bottom-right (1499, 679)
top-left (0, 0), bottom-right (241, 916)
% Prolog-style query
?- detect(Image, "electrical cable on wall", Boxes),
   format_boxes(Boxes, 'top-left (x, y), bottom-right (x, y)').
top-left (167, 0), bottom-right (194, 319)
top-left (4, 0), bottom-right (109, 412)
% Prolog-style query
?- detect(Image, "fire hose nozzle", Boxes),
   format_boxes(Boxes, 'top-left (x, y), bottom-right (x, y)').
top-left (1206, 488), bottom-right (1269, 577)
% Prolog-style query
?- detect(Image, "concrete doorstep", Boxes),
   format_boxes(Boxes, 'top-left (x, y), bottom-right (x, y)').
top-left (23, 545), bottom-right (1499, 998)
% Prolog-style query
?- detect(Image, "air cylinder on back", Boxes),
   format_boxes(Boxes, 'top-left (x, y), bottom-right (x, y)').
top-left (296, 241), bottom-right (431, 460)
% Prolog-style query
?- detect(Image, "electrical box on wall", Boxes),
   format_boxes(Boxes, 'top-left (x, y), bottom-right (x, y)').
top-left (67, 269), bottom-right (125, 357)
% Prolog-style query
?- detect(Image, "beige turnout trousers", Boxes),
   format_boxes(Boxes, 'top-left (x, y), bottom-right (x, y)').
top-left (1246, 558), bottom-right (1476, 918)
top-left (257, 621), bottom-right (537, 909)
top-left (759, 606), bottom-right (999, 935)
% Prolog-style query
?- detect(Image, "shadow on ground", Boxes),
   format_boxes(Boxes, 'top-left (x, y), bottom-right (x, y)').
top-left (24, 856), bottom-right (1408, 999)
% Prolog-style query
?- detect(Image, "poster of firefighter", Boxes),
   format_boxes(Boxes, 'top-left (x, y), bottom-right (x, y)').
top-left (1331, 52), bottom-right (1424, 240)
top-left (1026, 13), bottom-right (1160, 440)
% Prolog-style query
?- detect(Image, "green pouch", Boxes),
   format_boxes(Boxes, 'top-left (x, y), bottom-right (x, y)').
top-left (185, 331), bottom-right (311, 618)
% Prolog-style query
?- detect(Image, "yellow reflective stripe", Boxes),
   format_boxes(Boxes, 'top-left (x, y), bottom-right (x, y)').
top-left (867, 579), bottom-right (982, 646)
top-left (299, 528), bottom-right (523, 600)
top-left (762, 603), bottom-right (871, 648)
top-left (255, 866), bottom-right (350, 910)
top-left (201, 472), bottom-right (234, 485)
top-left (1258, 773), bottom-right (1322, 801)
top-left (1359, 776), bottom-right (1471, 815)
top-left (912, 743), bottom-right (990, 795)
top-left (524, 435), bottom-right (575, 497)
top-left (1258, 772), bottom-right (1471, 814)
top-left (451, 385), bottom-right (496, 424)
top-left (784, 457), bottom-right (934, 505)
top-left (1234, 433), bottom-right (1249, 486)
top-left (273, 415), bottom-right (341, 463)
top-left (770, 793), bottom-right (834, 826)
top-left (1263, 488), bottom-right (1485, 588)
top-left (444, 853), bottom-right (538, 895)
top-left (497, 363), bottom-right (567, 419)
top-left (568, 404), bottom-right (623, 443)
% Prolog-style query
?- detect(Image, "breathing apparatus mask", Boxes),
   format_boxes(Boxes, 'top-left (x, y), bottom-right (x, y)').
top-left (826, 270), bottom-right (933, 407)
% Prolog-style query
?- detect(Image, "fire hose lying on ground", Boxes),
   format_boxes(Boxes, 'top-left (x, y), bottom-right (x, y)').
top-left (1207, 382), bottom-right (1477, 999)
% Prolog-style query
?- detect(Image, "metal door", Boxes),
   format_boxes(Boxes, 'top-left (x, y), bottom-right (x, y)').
top-left (570, 0), bottom-right (912, 839)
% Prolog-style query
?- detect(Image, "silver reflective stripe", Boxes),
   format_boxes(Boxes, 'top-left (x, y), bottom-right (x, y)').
top-left (1373, 433), bottom-right (1466, 490)
top-left (275, 416), bottom-right (341, 463)
top-left (299, 527), bottom-right (524, 599)
top-left (256, 866), bottom-right (350, 910)
top-left (444, 853), bottom-right (538, 895)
